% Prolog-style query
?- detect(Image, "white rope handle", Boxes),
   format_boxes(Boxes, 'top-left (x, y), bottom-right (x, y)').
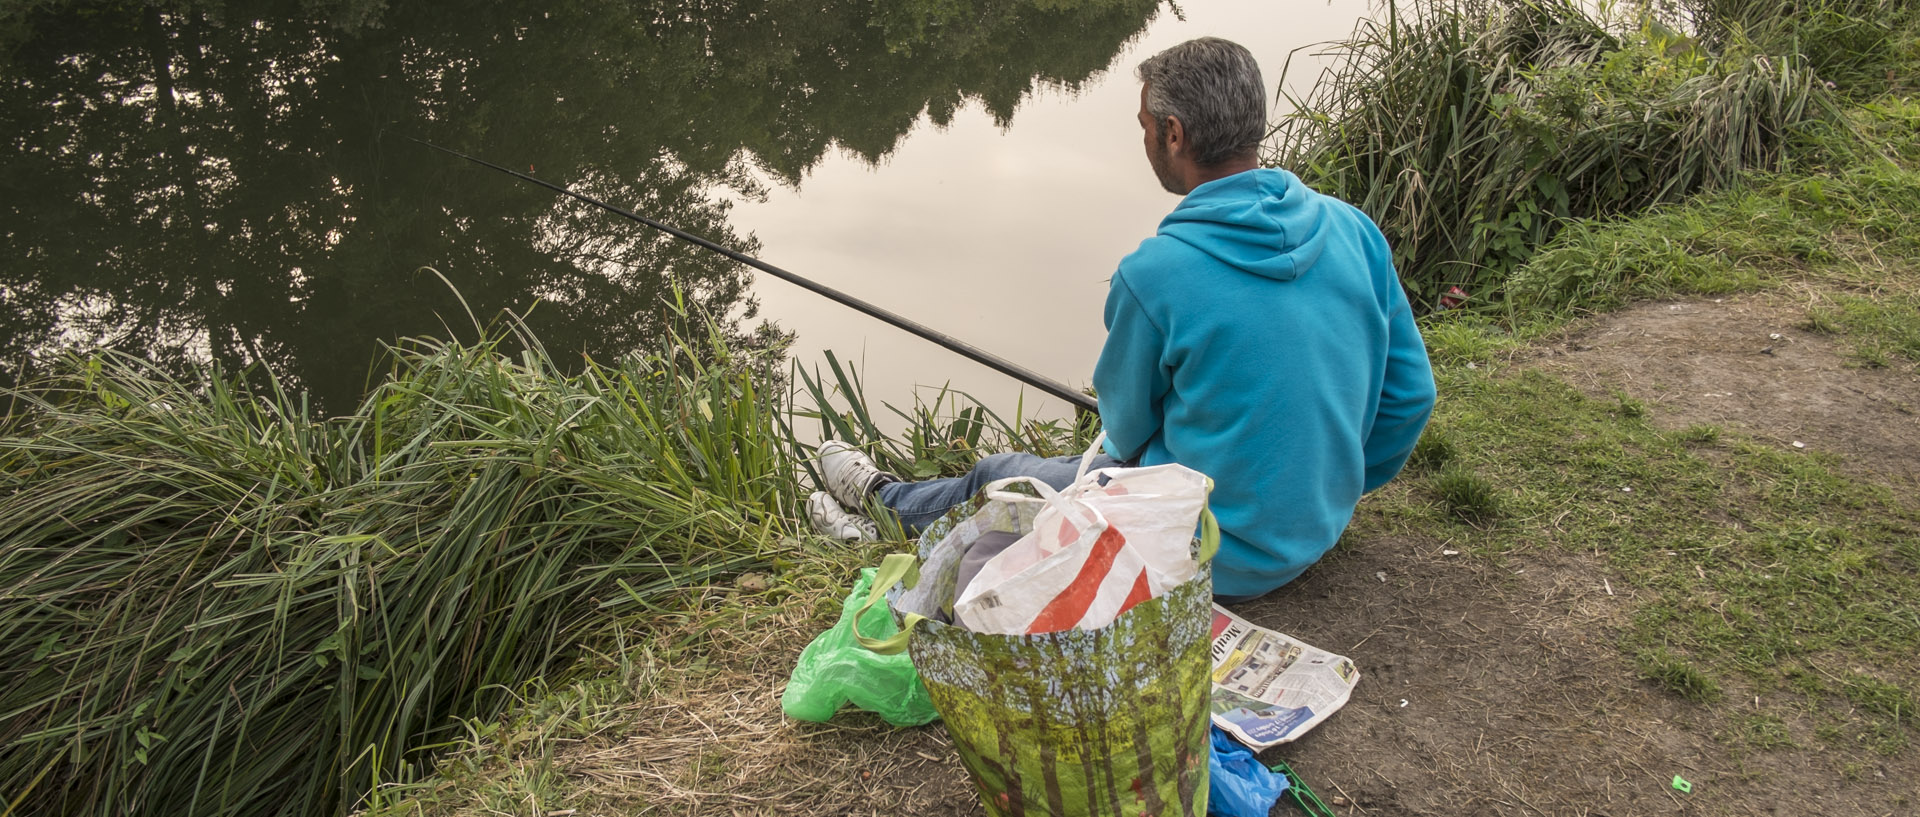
top-left (981, 475), bottom-right (1096, 533)
top-left (1075, 431), bottom-right (1110, 482)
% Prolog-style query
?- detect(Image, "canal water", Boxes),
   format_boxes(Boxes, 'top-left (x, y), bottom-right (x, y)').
top-left (1, 0), bottom-right (1372, 418)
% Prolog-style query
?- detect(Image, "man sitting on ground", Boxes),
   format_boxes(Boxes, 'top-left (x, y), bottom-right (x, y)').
top-left (807, 36), bottom-right (1435, 601)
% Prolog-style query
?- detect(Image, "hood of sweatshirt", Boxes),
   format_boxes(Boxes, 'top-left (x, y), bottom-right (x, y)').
top-left (1155, 168), bottom-right (1327, 282)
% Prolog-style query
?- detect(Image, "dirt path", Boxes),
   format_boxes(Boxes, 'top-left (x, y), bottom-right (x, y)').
top-left (1531, 295), bottom-right (1920, 491)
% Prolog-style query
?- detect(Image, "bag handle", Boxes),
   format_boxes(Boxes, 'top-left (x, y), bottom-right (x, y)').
top-left (853, 552), bottom-right (926, 655)
top-left (980, 475), bottom-right (1097, 532)
top-left (1076, 437), bottom-right (1221, 565)
top-left (980, 474), bottom-right (1062, 504)
top-left (1198, 502), bottom-right (1220, 564)
top-left (1076, 431), bottom-right (1109, 482)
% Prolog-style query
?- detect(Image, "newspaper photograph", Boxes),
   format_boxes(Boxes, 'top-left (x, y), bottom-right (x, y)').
top-left (1208, 604), bottom-right (1360, 749)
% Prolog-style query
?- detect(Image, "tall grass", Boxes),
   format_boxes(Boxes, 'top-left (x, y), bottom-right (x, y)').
top-left (0, 314), bottom-right (794, 817)
top-left (1271, 0), bottom-right (1842, 310)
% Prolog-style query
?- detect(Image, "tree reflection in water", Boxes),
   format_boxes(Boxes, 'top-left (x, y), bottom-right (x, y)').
top-left (2, 0), bottom-right (1165, 413)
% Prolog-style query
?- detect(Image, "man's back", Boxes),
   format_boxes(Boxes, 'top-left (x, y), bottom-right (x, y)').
top-left (1094, 167), bottom-right (1434, 597)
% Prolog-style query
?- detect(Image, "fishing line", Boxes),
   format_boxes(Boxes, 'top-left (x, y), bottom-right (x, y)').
top-left (413, 138), bottom-right (1097, 413)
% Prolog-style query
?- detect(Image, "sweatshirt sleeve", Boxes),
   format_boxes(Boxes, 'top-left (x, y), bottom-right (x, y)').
top-left (1362, 289), bottom-right (1437, 493)
top-left (1092, 272), bottom-right (1170, 463)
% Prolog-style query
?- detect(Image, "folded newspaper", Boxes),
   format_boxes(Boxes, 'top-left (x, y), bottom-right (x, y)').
top-left (1208, 604), bottom-right (1360, 749)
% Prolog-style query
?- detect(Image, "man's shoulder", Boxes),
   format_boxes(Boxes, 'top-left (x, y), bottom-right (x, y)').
top-left (1114, 234), bottom-right (1210, 289)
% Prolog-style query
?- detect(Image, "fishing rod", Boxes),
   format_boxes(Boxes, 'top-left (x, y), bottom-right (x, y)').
top-left (413, 139), bottom-right (1098, 413)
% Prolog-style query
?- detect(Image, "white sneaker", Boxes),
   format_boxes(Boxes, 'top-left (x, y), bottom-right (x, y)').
top-left (815, 440), bottom-right (898, 509)
top-left (807, 491), bottom-right (879, 542)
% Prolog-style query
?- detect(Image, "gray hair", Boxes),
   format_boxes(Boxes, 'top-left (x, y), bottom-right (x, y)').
top-left (1135, 37), bottom-right (1266, 166)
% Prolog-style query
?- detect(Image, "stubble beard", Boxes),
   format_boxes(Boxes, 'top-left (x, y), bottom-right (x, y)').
top-left (1148, 128), bottom-right (1185, 195)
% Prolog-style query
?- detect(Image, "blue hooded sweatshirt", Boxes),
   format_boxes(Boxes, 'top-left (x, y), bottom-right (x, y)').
top-left (1093, 168), bottom-right (1435, 597)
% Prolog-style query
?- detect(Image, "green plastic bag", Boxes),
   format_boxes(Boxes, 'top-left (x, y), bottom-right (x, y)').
top-left (781, 567), bottom-right (939, 727)
top-left (858, 491), bottom-right (1220, 816)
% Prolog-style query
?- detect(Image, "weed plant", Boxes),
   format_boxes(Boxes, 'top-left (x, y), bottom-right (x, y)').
top-left (1636, 648), bottom-right (1724, 702)
top-left (1434, 465), bottom-right (1503, 521)
top-left (1673, 424), bottom-right (1722, 444)
top-left (1841, 673), bottom-right (1915, 722)
top-left (791, 349), bottom-right (1099, 484)
top-left (1805, 293), bottom-right (1920, 365)
top-left (0, 315), bottom-right (794, 817)
top-left (1406, 426), bottom-right (1456, 472)
top-left (1272, 0), bottom-right (1841, 309)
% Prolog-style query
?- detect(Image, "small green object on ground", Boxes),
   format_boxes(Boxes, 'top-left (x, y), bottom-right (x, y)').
top-left (1672, 775), bottom-right (1692, 793)
top-left (1270, 759), bottom-right (1337, 816)
top-left (781, 568), bottom-right (939, 726)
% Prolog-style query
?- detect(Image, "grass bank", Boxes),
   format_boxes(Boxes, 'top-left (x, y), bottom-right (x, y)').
top-left (360, 151), bottom-right (1920, 817)
top-left (0, 311), bottom-right (1089, 817)
top-left (0, 316), bottom-right (798, 817)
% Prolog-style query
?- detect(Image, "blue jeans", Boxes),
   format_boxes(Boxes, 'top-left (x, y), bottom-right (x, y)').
top-left (877, 450), bottom-right (1119, 532)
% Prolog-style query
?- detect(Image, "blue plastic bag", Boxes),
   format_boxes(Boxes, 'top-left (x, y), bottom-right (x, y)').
top-left (781, 568), bottom-right (939, 727)
top-left (1207, 727), bottom-right (1288, 817)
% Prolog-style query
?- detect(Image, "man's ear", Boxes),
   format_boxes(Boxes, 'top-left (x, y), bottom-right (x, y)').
top-left (1163, 116), bottom-right (1186, 156)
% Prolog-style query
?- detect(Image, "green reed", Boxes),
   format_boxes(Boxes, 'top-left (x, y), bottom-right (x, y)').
top-left (790, 349), bottom-right (1099, 485)
top-left (0, 315), bottom-right (793, 817)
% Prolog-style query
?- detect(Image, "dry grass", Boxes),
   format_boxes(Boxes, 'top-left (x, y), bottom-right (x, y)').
top-left (363, 554), bottom-right (981, 817)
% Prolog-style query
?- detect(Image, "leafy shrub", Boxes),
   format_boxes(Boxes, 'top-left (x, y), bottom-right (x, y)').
top-left (1271, 0), bottom-right (1840, 310)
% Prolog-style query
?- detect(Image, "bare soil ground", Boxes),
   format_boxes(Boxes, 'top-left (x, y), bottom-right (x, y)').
top-left (556, 295), bottom-right (1918, 816)
top-left (1532, 293), bottom-right (1920, 492)
top-left (1245, 540), bottom-right (1914, 817)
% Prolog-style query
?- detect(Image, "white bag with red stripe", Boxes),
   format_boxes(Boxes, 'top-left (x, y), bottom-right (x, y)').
top-left (952, 435), bottom-right (1211, 635)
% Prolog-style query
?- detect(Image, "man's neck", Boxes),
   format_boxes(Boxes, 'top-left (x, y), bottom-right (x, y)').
top-left (1182, 159), bottom-right (1258, 194)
